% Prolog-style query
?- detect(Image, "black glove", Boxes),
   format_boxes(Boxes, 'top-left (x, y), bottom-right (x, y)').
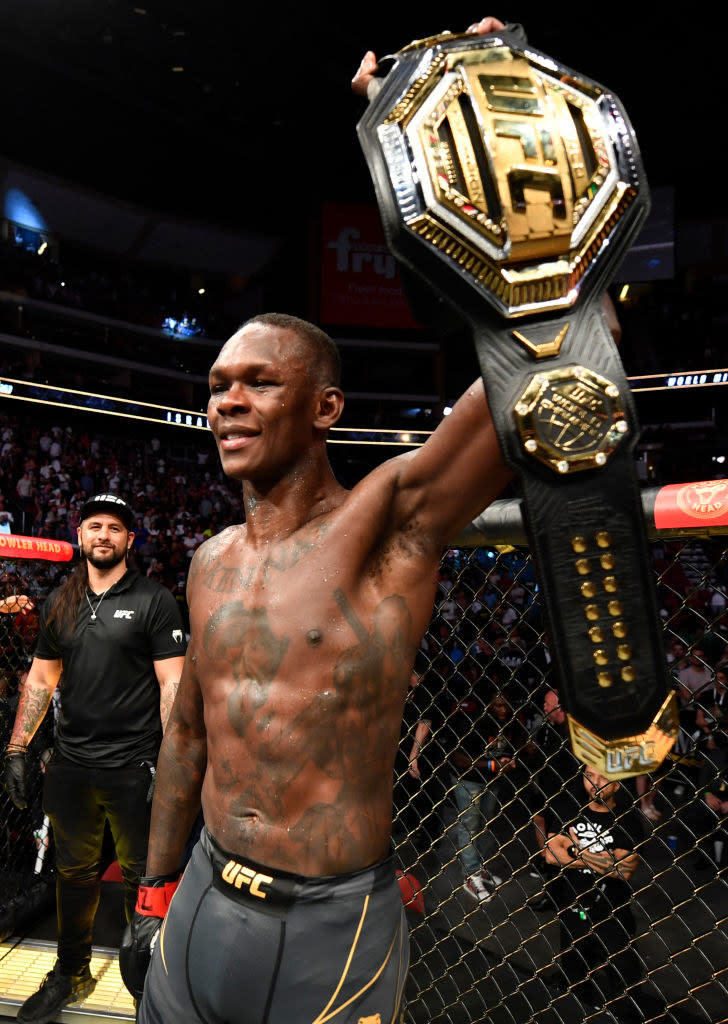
top-left (119, 875), bottom-right (179, 999)
top-left (4, 751), bottom-right (28, 810)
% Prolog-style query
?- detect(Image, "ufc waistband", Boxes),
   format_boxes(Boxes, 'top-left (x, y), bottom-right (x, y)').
top-left (203, 827), bottom-right (394, 916)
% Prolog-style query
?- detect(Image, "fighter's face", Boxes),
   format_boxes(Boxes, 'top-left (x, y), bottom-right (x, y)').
top-left (78, 514), bottom-right (132, 570)
top-left (207, 324), bottom-right (321, 484)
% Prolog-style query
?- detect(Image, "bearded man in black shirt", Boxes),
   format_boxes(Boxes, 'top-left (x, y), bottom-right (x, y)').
top-left (4, 493), bottom-right (186, 1024)
top-left (543, 766), bottom-right (643, 1018)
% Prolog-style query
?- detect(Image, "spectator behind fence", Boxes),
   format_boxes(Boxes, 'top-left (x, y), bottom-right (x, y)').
top-left (677, 647), bottom-right (712, 701)
top-left (684, 696), bottom-right (728, 874)
top-left (398, 652), bottom-right (455, 854)
top-left (695, 664), bottom-right (728, 743)
top-left (411, 667), bottom-right (526, 903)
top-left (522, 688), bottom-right (583, 906)
top-left (542, 766), bottom-right (647, 1020)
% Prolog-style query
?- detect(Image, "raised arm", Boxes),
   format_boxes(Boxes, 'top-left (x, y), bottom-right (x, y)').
top-left (145, 646), bottom-right (206, 876)
top-left (352, 18), bottom-right (514, 545)
top-left (351, 16), bottom-right (507, 97)
top-left (393, 377), bottom-right (512, 550)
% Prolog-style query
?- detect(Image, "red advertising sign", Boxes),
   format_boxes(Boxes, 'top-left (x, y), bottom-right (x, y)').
top-left (0, 533), bottom-right (74, 561)
top-left (319, 202), bottom-right (420, 329)
top-left (653, 480), bottom-right (728, 530)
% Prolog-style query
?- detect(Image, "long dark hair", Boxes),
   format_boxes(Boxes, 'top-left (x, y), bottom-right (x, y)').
top-left (45, 560), bottom-right (89, 637)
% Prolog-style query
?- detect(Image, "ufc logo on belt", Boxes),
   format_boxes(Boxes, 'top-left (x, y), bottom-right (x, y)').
top-left (221, 859), bottom-right (273, 899)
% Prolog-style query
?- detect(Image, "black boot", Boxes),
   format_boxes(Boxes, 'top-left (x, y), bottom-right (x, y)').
top-left (17, 961), bottom-right (96, 1024)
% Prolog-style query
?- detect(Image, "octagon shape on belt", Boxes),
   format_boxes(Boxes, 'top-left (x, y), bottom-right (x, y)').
top-left (375, 37), bottom-right (640, 318)
top-left (514, 365), bottom-right (629, 473)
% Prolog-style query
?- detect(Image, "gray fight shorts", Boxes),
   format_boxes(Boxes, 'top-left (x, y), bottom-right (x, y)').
top-left (138, 827), bottom-right (409, 1024)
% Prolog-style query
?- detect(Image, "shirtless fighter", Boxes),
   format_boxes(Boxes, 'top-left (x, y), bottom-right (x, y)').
top-left (123, 20), bottom-right (510, 1024)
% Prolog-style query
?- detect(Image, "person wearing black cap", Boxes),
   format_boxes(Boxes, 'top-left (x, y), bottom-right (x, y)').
top-left (3, 493), bottom-right (187, 1024)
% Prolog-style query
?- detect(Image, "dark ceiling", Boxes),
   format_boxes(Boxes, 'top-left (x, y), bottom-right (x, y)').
top-left (0, 2), bottom-right (706, 235)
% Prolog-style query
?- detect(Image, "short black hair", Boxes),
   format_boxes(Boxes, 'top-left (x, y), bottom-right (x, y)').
top-left (242, 312), bottom-right (341, 388)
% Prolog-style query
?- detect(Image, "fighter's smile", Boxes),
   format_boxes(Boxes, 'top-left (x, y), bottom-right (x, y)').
top-left (219, 429), bottom-right (260, 451)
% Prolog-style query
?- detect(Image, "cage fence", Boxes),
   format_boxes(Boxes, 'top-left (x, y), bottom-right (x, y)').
top-left (394, 536), bottom-right (728, 1024)
top-left (1, 536), bottom-right (727, 1023)
top-left (0, 558), bottom-right (56, 940)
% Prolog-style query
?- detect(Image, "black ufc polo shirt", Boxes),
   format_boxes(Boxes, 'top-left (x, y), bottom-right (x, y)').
top-left (35, 570), bottom-right (187, 767)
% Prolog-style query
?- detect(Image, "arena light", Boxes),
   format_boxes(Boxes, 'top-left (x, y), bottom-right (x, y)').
top-left (3, 369), bottom-right (726, 444)
top-left (3, 188), bottom-right (47, 231)
top-left (630, 368), bottom-right (728, 393)
top-left (0, 375), bottom-right (211, 431)
top-left (0, 377), bottom-right (429, 447)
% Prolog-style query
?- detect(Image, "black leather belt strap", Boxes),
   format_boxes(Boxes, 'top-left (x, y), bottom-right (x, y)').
top-left (469, 302), bottom-right (670, 737)
top-left (358, 26), bottom-right (678, 777)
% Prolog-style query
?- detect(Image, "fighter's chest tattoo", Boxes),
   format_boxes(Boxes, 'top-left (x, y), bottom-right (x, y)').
top-left (204, 601), bottom-right (288, 669)
top-left (199, 524), bottom-right (330, 594)
top-left (203, 601), bottom-right (289, 737)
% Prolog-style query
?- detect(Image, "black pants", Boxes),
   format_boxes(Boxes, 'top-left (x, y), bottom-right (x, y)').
top-left (558, 894), bottom-right (640, 1008)
top-left (43, 756), bottom-right (152, 973)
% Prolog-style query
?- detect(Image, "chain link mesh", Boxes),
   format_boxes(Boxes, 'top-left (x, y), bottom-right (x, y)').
top-left (2, 541), bottom-right (727, 1021)
top-left (395, 539), bottom-right (728, 1024)
top-left (0, 560), bottom-right (56, 940)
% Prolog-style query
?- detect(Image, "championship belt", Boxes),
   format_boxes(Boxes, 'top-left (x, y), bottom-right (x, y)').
top-left (357, 26), bottom-right (677, 779)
